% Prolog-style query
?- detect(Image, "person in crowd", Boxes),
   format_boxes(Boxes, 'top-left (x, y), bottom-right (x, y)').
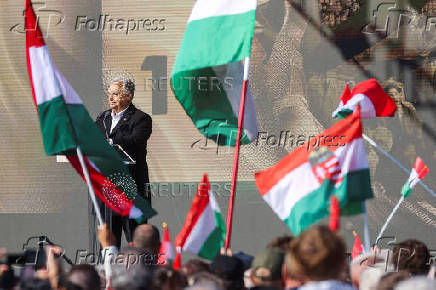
top-left (392, 239), bottom-right (431, 275)
top-left (180, 259), bottom-right (210, 278)
top-left (187, 271), bottom-right (224, 289)
top-left (287, 225), bottom-right (353, 289)
top-left (210, 255), bottom-right (245, 290)
top-left (394, 276), bottom-right (436, 290)
top-left (152, 267), bottom-right (187, 290)
top-left (267, 236), bottom-right (293, 252)
top-left (376, 270), bottom-right (411, 290)
top-left (282, 251), bottom-right (303, 290)
top-left (350, 253), bottom-right (384, 288)
top-left (249, 247), bottom-right (284, 290)
top-left (66, 264), bottom-right (101, 290)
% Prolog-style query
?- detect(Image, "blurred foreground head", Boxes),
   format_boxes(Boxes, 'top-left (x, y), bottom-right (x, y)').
top-left (393, 239), bottom-right (430, 275)
top-left (66, 264), bottom-right (101, 290)
top-left (288, 225), bottom-right (346, 282)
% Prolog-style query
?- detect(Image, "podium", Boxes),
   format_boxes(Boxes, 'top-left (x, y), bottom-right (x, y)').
top-left (89, 144), bottom-right (136, 253)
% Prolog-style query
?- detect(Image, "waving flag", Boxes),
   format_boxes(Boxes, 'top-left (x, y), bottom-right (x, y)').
top-left (401, 157), bottom-right (429, 198)
top-left (332, 79), bottom-right (397, 119)
top-left (171, 0), bottom-right (258, 146)
top-left (175, 174), bottom-right (225, 260)
top-left (25, 0), bottom-right (156, 222)
top-left (255, 109), bottom-right (373, 235)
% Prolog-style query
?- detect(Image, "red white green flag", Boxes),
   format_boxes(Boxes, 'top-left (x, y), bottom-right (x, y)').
top-left (25, 0), bottom-right (156, 222)
top-left (332, 79), bottom-right (397, 119)
top-left (401, 157), bottom-right (429, 198)
top-left (255, 109), bottom-right (373, 235)
top-left (175, 174), bottom-right (226, 260)
top-left (171, 0), bottom-right (258, 146)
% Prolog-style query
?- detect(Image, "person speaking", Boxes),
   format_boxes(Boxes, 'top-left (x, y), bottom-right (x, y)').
top-left (95, 77), bottom-right (152, 247)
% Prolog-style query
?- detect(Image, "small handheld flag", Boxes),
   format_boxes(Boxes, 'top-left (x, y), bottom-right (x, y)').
top-left (158, 222), bottom-right (175, 267)
top-left (401, 157), bottom-right (429, 198)
top-left (332, 79), bottom-right (397, 119)
top-left (351, 231), bottom-right (364, 259)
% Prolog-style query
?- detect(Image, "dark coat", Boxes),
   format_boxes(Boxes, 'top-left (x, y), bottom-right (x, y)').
top-left (95, 104), bottom-right (152, 201)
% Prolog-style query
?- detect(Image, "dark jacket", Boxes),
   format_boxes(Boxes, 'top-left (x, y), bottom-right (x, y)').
top-left (95, 104), bottom-right (152, 200)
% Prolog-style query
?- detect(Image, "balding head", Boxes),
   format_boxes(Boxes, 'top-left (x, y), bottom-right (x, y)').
top-left (132, 224), bottom-right (160, 254)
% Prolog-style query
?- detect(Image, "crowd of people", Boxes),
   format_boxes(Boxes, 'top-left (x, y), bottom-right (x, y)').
top-left (319, 0), bottom-right (362, 27)
top-left (0, 223), bottom-right (434, 290)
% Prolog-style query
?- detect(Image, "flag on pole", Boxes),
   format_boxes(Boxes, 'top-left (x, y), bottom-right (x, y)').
top-left (158, 222), bottom-right (175, 267)
top-left (171, 0), bottom-right (258, 146)
top-left (329, 195), bottom-right (340, 231)
top-left (332, 79), bottom-right (397, 119)
top-left (401, 157), bottom-right (429, 198)
top-left (351, 231), bottom-right (364, 259)
top-left (255, 108), bottom-right (373, 235)
top-left (175, 174), bottom-right (226, 260)
top-left (25, 0), bottom-right (156, 222)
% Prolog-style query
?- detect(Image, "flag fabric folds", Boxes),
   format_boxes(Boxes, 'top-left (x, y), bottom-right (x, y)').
top-left (175, 174), bottom-right (226, 260)
top-left (25, 0), bottom-right (156, 222)
top-left (332, 79), bottom-right (397, 119)
top-left (255, 109), bottom-right (373, 235)
top-left (401, 157), bottom-right (429, 198)
top-left (171, 0), bottom-right (258, 146)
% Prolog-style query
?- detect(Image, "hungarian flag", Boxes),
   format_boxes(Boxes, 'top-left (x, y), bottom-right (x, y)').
top-left (175, 174), bottom-right (226, 260)
top-left (351, 231), bottom-right (364, 259)
top-left (158, 222), bottom-right (175, 267)
top-left (171, 0), bottom-right (258, 146)
top-left (25, 0), bottom-right (156, 222)
top-left (332, 79), bottom-right (397, 119)
top-left (401, 157), bottom-right (429, 198)
top-left (255, 109), bottom-right (373, 235)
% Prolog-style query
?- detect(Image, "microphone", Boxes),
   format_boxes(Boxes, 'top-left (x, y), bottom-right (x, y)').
top-left (102, 111), bottom-right (110, 140)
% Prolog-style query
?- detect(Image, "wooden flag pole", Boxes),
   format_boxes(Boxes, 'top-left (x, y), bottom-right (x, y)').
top-left (77, 147), bottom-right (104, 226)
top-left (225, 57), bottom-right (250, 249)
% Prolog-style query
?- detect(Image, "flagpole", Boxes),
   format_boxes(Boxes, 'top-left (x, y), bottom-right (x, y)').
top-left (225, 57), bottom-right (250, 249)
top-left (361, 202), bottom-right (370, 252)
top-left (76, 147), bottom-right (104, 226)
top-left (362, 134), bottom-right (436, 197)
top-left (375, 196), bottom-right (404, 246)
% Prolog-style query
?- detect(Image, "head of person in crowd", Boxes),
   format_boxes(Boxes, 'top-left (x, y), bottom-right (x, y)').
top-left (359, 264), bottom-right (386, 290)
top-left (111, 263), bottom-right (153, 290)
top-left (350, 253), bottom-right (384, 288)
top-left (108, 77), bottom-right (135, 114)
top-left (152, 267), bottom-right (187, 290)
top-left (250, 247), bottom-right (284, 289)
top-left (185, 281), bottom-right (223, 290)
top-left (267, 235), bottom-right (293, 252)
top-left (66, 264), bottom-right (101, 290)
top-left (181, 259), bottom-right (210, 277)
top-left (210, 255), bottom-right (245, 290)
top-left (19, 277), bottom-right (52, 290)
top-left (288, 225), bottom-right (347, 283)
top-left (376, 270), bottom-right (411, 290)
top-left (282, 251), bottom-right (303, 290)
top-left (394, 276), bottom-right (436, 290)
top-left (187, 271), bottom-right (224, 289)
top-left (118, 247), bottom-right (157, 269)
top-left (392, 239), bottom-right (431, 275)
top-left (131, 224), bottom-right (161, 256)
